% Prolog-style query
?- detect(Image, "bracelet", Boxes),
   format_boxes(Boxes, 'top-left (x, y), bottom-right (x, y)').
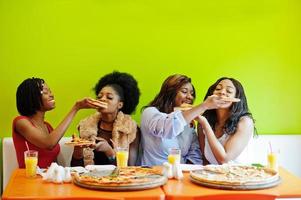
top-left (108, 156), bottom-right (116, 162)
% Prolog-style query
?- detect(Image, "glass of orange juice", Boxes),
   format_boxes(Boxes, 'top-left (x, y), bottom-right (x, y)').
top-left (267, 149), bottom-right (280, 172)
top-left (24, 150), bottom-right (38, 178)
top-left (168, 148), bottom-right (181, 164)
top-left (116, 147), bottom-right (129, 168)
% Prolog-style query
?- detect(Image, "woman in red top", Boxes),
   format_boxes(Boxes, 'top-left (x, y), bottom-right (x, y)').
top-left (13, 77), bottom-right (101, 168)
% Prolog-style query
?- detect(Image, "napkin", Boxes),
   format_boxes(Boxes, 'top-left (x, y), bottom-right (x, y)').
top-left (41, 162), bottom-right (72, 183)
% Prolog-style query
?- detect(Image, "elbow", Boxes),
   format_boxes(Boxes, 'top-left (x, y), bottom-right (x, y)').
top-left (216, 156), bottom-right (231, 165)
top-left (42, 141), bottom-right (58, 150)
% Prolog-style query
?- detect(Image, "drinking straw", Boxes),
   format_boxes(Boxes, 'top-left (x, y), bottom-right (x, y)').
top-left (269, 141), bottom-right (273, 153)
top-left (25, 141), bottom-right (29, 151)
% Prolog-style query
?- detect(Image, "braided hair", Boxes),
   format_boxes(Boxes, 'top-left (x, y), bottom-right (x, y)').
top-left (16, 77), bottom-right (45, 116)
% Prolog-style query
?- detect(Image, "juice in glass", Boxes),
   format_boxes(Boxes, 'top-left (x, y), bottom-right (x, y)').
top-left (168, 148), bottom-right (181, 164)
top-left (24, 150), bottom-right (38, 178)
top-left (267, 152), bottom-right (278, 171)
top-left (116, 147), bottom-right (129, 167)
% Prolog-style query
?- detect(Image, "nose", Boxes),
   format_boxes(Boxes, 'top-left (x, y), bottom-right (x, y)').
top-left (99, 96), bottom-right (107, 101)
top-left (220, 89), bottom-right (226, 96)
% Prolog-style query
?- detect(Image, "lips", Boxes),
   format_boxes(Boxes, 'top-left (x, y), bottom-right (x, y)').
top-left (49, 99), bottom-right (55, 104)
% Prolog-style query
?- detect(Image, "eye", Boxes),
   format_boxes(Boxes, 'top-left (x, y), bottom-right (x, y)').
top-left (107, 95), bottom-right (114, 100)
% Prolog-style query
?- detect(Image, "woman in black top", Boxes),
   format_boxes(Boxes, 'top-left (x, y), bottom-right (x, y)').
top-left (71, 71), bottom-right (141, 166)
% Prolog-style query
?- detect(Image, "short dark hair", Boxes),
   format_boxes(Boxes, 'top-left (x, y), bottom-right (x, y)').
top-left (147, 74), bottom-right (195, 113)
top-left (94, 71), bottom-right (140, 114)
top-left (16, 77), bottom-right (45, 116)
top-left (203, 77), bottom-right (256, 135)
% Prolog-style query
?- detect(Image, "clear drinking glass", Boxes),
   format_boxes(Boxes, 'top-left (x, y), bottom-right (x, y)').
top-left (116, 147), bottom-right (129, 167)
top-left (24, 150), bottom-right (38, 178)
top-left (168, 148), bottom-right (181, 164)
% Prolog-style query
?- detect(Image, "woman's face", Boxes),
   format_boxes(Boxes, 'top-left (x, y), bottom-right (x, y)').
top-left (40, 83), bottom-right (55, 111)
top-left (97, 86), bottom-right (123, 114)
top-left (174, 83), bottom-right (194, 107)
top-left (213, 79), bottom-right (237, 107)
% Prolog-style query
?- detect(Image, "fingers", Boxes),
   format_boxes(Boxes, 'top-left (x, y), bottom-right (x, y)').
top-left (86, 98), bottom-right (108, 108)
top-left (110, 139), bottom-right (117, 150)
top-left (220, 97), bottom-right (241, 102)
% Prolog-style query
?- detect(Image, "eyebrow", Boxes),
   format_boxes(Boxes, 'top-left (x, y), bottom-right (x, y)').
top-left (226, 86), bottom-right (235, 90)
top-left (217, 84), bottom-right (234, 89)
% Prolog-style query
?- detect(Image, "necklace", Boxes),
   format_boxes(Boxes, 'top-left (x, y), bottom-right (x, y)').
top-left (30, 118), bottom-right (49, 134)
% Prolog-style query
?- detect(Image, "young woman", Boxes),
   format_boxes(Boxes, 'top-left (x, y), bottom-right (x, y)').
top-left (71, 71), bottom-right (141, 166)
top-left (140, 74), bottom-right (227, 166)
top-left (197, 77), bottom-right (256, 165)
top-left (13, 77), bottom-right (100, 168)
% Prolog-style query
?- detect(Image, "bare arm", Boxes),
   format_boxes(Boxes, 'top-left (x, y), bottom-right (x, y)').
top-left (182, 95), bottom-right (228, 123)
top-left (197, 116), bottom-right (254, 164)
top-left (197, 125), bottom-right (209, 165)
top-left (15, 98), bottom-right (101, 149)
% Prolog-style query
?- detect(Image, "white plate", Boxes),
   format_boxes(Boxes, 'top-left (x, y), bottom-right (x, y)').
top-left (85, 165), bottom-right (116, 171)
top-left (67, 166), bottom-right (88, 174)
top-left (180, 164), bottom-right (203, 172)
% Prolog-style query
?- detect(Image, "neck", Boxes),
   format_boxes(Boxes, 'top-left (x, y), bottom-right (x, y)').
top-left (99, 112), bottom-right (118, 131)
top-left (216, 109), bottom-right (230, 126)
top-left (29, 111), bottom-right (48, 133)
top-left (30, 111), bottom-right (45, 124)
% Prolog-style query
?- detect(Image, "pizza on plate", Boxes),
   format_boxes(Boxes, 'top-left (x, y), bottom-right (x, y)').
top-left (65, 134), bottom-right (94, 146)
top-left (73, 166), bottom-right (166, 187)
top-left (190, 164), bottom-right (279, 186)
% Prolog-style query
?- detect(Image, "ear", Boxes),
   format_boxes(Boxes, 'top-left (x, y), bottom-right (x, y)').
top-left (118, 102), bottom-right (124, 110)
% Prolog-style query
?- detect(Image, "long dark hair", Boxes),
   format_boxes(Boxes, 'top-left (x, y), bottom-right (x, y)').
top-left (146, 74), bottom-right (195, 113)
top-left (16, 77), bottom-right (45, 116)
top-left (203, 77), bottom-right (256, 135)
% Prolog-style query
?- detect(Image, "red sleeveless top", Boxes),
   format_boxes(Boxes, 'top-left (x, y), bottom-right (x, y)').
top-left (12, 116), bottom-right (60, 168)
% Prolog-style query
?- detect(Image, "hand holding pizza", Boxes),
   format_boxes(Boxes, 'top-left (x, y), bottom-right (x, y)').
top-left (74, 97), bottom-right (108, 110)
top-left (203, 95), bottom-right (237, 109)
top-left (94, 138), bottom-right (114, 153)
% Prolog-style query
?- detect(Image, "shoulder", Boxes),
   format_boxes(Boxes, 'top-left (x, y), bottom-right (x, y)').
top-left (14, 116), bottom-right (31, 127)
top-left (78, 112), bottom-right (101, 127)
top-left (141, 107), bottom-right (162, 120)
top-left (235, 116), bottom-right (254, 137)
top-left (238, 116), bottom-right (254, 127)
top-left (143, 107), bottom-right (159, 113)
top-left (117, 112), bottom-right (137, 125)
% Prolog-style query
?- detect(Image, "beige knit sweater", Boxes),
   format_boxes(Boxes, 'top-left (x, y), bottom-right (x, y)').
top-left (78, 111), bottom-right (137, 166)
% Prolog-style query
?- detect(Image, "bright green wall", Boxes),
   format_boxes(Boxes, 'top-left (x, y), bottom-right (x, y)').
top-left (0, 0), bottom-right (300, 137)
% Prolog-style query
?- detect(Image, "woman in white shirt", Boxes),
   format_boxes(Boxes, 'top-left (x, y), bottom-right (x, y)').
top-left (197, 77), bottom-right (256, 165)
top-left (140, 74), bottom-right (227, 166)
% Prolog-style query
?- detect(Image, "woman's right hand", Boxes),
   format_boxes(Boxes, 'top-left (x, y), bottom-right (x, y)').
top-left (74, 97), bottom-right (105, 110)
top-left (203, 95), bottom-right (228, 110)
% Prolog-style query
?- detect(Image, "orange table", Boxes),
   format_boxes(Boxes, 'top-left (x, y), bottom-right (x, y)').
top-left (162, 167), bottom-right (301, 200)
top-left (2, 169), bottom-right (165, 200)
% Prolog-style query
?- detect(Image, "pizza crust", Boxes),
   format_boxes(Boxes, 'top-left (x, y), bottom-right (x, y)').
top-left (190, 164), bottom-right (279, 186)
top-left (73, 167), bottom-right (166, 188)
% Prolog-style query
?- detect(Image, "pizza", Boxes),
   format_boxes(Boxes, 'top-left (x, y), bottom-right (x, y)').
top-left (221, 97), bottom-right (241, 102)
top-left (89, 98), bottom-right (108, 109)
top-left (174, 103), bottom-right (193, 111)
top-left (65, 134), bottom-right (94, 146)
top-left (190, 164), bottom-right (279, 186)
top-left (73, 166), bottom-right (167, 189)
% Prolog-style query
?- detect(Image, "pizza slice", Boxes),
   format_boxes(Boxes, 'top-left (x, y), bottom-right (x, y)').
top-left (65, 134), bottom-right (94, 146)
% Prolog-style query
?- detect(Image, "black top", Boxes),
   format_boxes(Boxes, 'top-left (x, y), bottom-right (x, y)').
top-left (70, 128), bottom-right (116, 167)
